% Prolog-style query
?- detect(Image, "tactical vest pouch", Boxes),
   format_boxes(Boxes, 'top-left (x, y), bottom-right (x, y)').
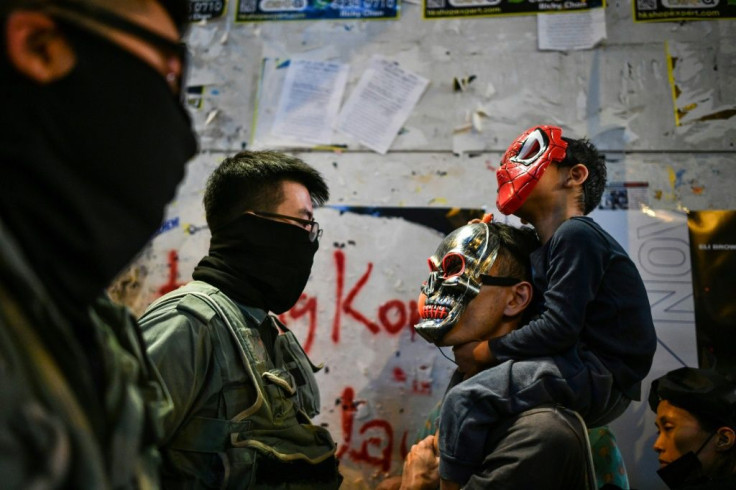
top-left (272, 324), bottom-right (322, 418)
top-left (229, 425), bottom-right (340, 490)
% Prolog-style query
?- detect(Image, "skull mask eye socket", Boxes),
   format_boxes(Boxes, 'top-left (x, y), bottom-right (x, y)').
top-left (511, 128), bottom-right (549, 166)
top-left (441, 253), bottom-right (466, 279)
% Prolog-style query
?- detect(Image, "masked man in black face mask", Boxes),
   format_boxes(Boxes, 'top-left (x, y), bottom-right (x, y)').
top-left (0, 0), bottom-right (197, 488)
top-left (650, 367), bottom-right (736, 489)
top-left (139, 150), bottom-right (342, 489)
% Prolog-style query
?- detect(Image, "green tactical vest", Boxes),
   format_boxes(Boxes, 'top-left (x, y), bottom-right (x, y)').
top-left (142, 281), bottom-right (341, 489)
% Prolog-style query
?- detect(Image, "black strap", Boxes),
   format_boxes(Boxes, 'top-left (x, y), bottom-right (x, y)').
top-left (479, 274), bottom-right (521, 286)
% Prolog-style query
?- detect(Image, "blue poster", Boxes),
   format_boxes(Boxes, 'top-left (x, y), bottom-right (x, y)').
top-left (235, 0), bottom-right (399, 21)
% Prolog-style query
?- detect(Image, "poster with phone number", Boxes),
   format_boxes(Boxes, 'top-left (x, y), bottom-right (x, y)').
top-left (235, 0), bottom-right (399, 21)
top-left (634, 0), bottom-right (736, 22)
top-left (189, 0), bottom-right (227, 21)
top-left (423, 0), bottom-right (602, 20)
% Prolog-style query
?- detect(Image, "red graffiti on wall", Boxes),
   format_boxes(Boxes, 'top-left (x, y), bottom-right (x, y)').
top-left (412, 378), bottom-right (432, 395)
top-left (354, 420), bottom-right (394, 472)
top-left (279, 293), bottom-right (317, 352)
top-left (393, 367), bottom-right (407, 382)
top-left (336, 387), bottom-right (363, 459)
top-left (277, 249), bottom-right (422, 353)
top-left (153, 246), bottom-right (422, 354)
top-left (332, 250), bottom-right (379, 342)
top-left (337, 386), bottom-right (395, 473)
top-left (157, 250), bottom-right (186, 296)
top-left (331, 249), bottom-right (423, 341)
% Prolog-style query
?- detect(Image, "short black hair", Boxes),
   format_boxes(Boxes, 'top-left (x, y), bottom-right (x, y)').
top-left (489, 222), bottom-right (539, 282)
top-left (488, 222), bottom-right (541, 323)
top-left (203, 150), bottom-right (329, 231)
top-left (559, 137), bottom-right (607, 215)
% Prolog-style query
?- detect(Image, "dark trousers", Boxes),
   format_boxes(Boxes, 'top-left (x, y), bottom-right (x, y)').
top-left (438, 347), bottom-right (629, 484)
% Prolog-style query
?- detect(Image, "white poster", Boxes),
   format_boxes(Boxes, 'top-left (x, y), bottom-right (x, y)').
top-left (538, 8), bottom-right (607, 51)
top-left (270, 59), bottom-right (350, 146)
top-left (335, 56), bottom-right (429, 155)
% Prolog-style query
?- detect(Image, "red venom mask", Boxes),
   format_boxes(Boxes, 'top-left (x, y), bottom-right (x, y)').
top-left (496, 125), bottom-right (568, 215)
top-left (414, 222), bottom-right (502, 344)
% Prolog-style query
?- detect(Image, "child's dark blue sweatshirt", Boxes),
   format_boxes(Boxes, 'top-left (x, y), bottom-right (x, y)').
top-left (489, 216), bottom-right (656, 400)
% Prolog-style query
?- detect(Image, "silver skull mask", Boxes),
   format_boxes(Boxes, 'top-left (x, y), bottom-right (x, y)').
top-left (415, 222), bottom-right (502, 344)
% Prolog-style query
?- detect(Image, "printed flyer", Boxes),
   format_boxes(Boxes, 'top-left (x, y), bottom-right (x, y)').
top-left (424, 0), bottom-right (602, 20)
top-left (634, 0), bottom-right (736, 22)
top-left (235, 0), bottom-right (399, 21)
top-left (189, 0), bottom-right (227, 20)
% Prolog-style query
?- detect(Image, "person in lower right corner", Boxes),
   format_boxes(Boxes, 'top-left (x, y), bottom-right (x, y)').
top-left (649, 367), bottom-right (736, 489)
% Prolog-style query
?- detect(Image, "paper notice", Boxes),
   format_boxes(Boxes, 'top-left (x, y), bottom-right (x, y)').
top-left (335, 55), bottom-right (429, 154)
top-left (270, 59), bottom-right (349, 146)
top-left (538, 8), bottom-right (606, 51)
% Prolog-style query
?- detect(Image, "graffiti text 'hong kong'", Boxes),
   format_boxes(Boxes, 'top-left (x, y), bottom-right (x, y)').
top-left (280, 249), bottom-right (421, 353)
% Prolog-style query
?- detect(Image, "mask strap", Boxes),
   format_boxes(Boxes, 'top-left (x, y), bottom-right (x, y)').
top-left (480, 275), bottom-right (521, 286)
top-left (694, 431), bottom-right (717, 456)
top-left (436, 346), bottom-right (457, 366)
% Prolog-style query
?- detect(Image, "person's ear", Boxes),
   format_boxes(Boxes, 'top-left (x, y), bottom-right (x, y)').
top-left (504, 281), bottom-right (532, 317)
top-left (565, 163), bottom-right (589, 188)
top-left (714, 427), bottom-right (736, 452)
top-left (5, 11), bottom-right (76, 83)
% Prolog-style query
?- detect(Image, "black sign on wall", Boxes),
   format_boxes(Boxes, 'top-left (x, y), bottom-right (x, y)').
top-left (687, 210), bottom-right (736, 372)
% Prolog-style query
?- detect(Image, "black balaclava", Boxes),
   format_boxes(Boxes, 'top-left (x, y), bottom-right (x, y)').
top-left (193, 214), bottom-right (319, 314)
top-left (0, 23), bottom-right (198, 310)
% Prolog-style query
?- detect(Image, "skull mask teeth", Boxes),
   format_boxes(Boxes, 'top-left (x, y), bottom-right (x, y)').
top-left (414, 222), bottom-right (501, 344)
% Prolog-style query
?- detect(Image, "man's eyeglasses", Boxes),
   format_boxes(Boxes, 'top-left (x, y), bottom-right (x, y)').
top-left (43, 0), bottom-right (188, 96)
top-left (253, 211), bottom-right (322, 242)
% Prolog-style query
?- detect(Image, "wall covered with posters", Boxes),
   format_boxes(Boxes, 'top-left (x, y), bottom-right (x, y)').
top-left (116, 2), bottom-right (736, 488)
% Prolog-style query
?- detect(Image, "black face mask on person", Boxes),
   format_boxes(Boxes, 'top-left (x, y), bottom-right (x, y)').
top-left (657, 432), bottom-right (716, 489)
top-left (193, 214), bottom-right (319, 314)
top-left (0, 23), bottom-right (197, 306)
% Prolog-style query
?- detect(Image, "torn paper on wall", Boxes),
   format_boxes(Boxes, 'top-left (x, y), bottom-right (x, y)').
top-left (270, 59), bottom-right (350, 146)
top-left (666, 41), bottom-right (736, 127)
top-left (335, 55), bottom-right (430, 155)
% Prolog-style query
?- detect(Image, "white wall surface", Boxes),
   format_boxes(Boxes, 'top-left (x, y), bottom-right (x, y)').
top-left (120, 3), bottom-right (736, 488)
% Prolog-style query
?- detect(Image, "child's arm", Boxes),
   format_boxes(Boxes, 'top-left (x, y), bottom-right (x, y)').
top-left (490, 219), bottom-right (608, 362)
